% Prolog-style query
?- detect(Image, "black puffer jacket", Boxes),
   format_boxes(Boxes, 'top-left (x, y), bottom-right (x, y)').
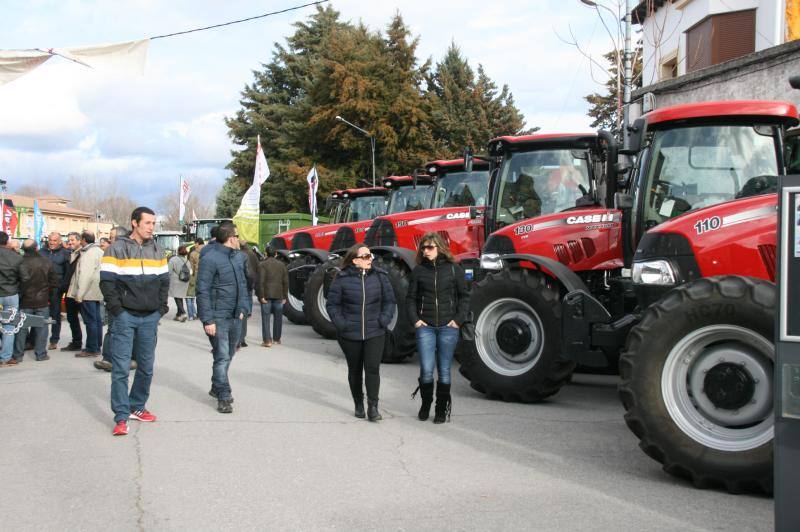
top-left (326, 265), bottom-right (395, 341)
top-left (20, 253), bottom-right (59, 308)
top-left (406, 256), bottom-right (469, 327)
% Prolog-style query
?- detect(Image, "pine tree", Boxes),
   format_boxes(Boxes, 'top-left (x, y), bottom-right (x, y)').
top-left (584, 46), bottom-right (643, 139)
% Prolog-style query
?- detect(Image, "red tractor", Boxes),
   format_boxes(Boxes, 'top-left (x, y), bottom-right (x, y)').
top-left (273, 177), bottom-right (435, 325)
top-left (460, 101), bottom-right (798, 493)
top-left (301, 158), bottom-right (494, 361)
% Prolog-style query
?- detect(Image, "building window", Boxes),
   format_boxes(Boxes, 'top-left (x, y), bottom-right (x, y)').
top-left (685, 9), bottom-right (755, 73)
top-left (660, 51), bottom-right (678, 80)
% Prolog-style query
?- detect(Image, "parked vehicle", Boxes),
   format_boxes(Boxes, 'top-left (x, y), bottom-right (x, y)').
top-left (461, 101), bottom-right (798, 493)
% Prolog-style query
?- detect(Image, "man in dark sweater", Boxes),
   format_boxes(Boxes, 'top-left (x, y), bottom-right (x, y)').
top-left (15, 240), bottom-right (58, 362)
top-left (40, 231), bottom-right (71, 350)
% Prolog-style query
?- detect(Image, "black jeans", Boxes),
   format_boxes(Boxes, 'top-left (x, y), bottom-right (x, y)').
top-left (174, 298), bottom-right (185, 317)
top-left (48, 288), bottom-right (63, 343)
top-left (337, 335), bottom-right (385, 401)
top-left (65, 297), bottom-right (82, 346)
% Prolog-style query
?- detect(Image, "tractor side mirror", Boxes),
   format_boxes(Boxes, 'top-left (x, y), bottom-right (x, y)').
top-left (790, 76), bottom-right (800, 90)
top-left (412, 169), bottom-right (418, 189)
top-left (463, 146), bottom-right (474, 173)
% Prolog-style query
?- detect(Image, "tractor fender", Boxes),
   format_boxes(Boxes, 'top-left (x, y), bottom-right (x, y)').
top-left (370, 246), bottom-right (417, 271)
top-left (496, 253), bottom-right (590, 294)
top-left (285, 248), bottom-right (338, 263)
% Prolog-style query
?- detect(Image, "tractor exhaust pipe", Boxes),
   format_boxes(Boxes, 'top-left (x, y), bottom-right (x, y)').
top-left (596, 130), bottom-right (618, 209)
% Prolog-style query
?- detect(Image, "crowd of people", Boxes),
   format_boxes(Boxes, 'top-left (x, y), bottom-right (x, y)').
top-left (0, 208), bottom-right (469, 435)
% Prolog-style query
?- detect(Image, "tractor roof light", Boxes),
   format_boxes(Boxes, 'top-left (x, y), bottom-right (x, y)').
top-left (632, 259), bottom-right (677, 285)
top-left (479, 253), bottom-right (504, 271)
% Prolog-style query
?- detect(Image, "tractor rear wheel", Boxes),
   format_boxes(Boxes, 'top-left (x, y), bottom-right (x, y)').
top-left (303, 258), bottom-right (341, 339)
top-left (284, 256), bottom-right (319, 325)
top-left (373, 257), bottom-right (416, 363)
top-left (618, 276), bottom-right (774, 494)
top-left (458, 268), bottom-right (574, 402)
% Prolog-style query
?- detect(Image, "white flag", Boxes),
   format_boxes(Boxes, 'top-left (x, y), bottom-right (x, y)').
top-left (179, 177), bottom-right (191, 223)
top-left (233, 135), bottom-right (270, 243)
top-left (307, 165), bottom-right (319, 226)
top-left (253, 135), bottom-right (270, 187)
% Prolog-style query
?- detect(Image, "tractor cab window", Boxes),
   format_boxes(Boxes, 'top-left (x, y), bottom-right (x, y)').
top-left (387, 185), bottom-right (434, 214)
top-left (495, 149), bottom-right (591, 227)
top-left (326, 201), bottom-right (345, 223)
top-left (433, 171), bottom-right (490, 208)
top-left (642, 124), bottom-right (779, 229)
top-left (785, 131), bottom-right (800, 174)
top-left (345, 195), bottom-right (387, 222)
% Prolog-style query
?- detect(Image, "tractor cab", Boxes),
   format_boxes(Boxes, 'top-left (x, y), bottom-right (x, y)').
top-left (340, 187), bottom-right (390, 222)
top-left (325, 191), bottom-right (347, 224)
top-left (484, 133), bottom-right (613, 236)
top-left (382, 175), bottom-right (434, 214)
top-left (427, 158), bottom-right (491, 209)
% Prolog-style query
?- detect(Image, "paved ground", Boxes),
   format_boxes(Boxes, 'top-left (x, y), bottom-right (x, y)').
top-left (0, 304), bottom-right (773, 531)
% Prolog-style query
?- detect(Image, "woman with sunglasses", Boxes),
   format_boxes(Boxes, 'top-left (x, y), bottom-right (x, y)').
top-left (326, 244), bottom-right (395, 421)
top-left (406, 232), bottom-right (469, 423)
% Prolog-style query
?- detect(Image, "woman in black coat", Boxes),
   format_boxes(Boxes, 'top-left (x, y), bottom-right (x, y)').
top-left (406, 232), bottom-right (469, 423)
top-left (326, 244), bottom-right (395, 421)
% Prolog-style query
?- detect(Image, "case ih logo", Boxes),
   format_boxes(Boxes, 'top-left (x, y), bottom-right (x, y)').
top-left (566, 213), bottom-right (614, 225)
top-left (445, 211), bottom-right (470, 220)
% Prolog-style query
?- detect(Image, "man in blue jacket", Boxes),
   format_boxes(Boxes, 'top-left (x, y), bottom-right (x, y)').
top-left (196, 224), bottom-right (248, 414)
top-left (40, 231), bottom-right (71, 350)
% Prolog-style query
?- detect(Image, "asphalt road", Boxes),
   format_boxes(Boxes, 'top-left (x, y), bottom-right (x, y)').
top-left (0, 304), bottom-right (773, 531)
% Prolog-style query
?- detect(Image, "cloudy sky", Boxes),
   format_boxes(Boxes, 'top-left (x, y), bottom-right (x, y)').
top-left (0, 0), bottom-right (622, 209)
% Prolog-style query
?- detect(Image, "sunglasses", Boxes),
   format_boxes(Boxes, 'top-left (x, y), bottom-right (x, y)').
top-left (356, 253), bottom-right (374, 260)
top-left (422, 244), bottom-right (437, 250)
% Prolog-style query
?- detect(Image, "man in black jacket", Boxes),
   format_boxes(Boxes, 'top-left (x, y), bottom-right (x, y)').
top-left (15, 240), bottom-right (58, 362)
top-left (0, 231), bottom-right (23, 367)
top-left (40, 231), bottom-right (71, 350)
top-left (60, 232), bottom-right (83, 352)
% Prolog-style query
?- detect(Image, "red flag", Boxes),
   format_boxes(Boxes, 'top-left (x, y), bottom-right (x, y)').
top-left (2, 204), bottom-right (18, 235)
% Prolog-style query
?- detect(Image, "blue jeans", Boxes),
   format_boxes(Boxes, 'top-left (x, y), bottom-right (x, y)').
top-left (260, 300), bottom-right (284, 342)
top-left (185, 298), bottom-right (196, 319)
top-left (211, 318), bottom-right (241, 401)
top-left (111, 310), bottom-right (160, 423)
top-left (416, 325), bottom-right (460, 384)
top-left (14, 307), bottom-right (49, 359)
top-left (80, 300), bottom-right (103, 353)
top-left (0, 294), bottom-right (20, 362)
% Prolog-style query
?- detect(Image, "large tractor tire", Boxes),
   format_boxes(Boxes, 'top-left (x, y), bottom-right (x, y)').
top-left (304, 259), bottom-right (341, 339)
top-left (618, 276), bottom-right (775, 494)
top-left (373, 257), bottom-right (416, 363)
top-left (458, 268), bottom-right (575, 402)
top-left (284, 255), bottom-right (320, 325)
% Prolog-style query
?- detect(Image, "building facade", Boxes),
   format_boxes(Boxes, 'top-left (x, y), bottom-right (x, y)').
top-left (2, 194), bottom-right (112, 240)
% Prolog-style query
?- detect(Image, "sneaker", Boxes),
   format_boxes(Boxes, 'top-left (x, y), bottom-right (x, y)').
top-left (48, 342), bottom-right (58, 350)
top-left (240, 341), bottom-right (248, 348)
top-left (113, 421), bottom-right (128, 436)
top-left (60, 343), bottom-right (82, 352)
top-left (94, 359), bottom-right (112, 372)
top-left (130, 409), bottom-right (157, 422)
top-left (262, 340), bottom-right (272, 348)
top-left (36, 355), bottom-right (50, 361)
top-left (208, 389), bottom-right (234, 403)
top-left (5, 359), bottom-right (19, 366)
top-left (274, 340), bottom-right (281, 345)
top-left (75, 351), bottom-right (100, 358)
top-left (217, 399), bottom-right (233, 414)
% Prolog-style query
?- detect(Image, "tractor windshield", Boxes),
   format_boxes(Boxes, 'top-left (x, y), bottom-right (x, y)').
top-left (344, 195), bottom-right (388, 222)
top-left (433, 171), bottom-right (490, 208)
top-left (326, 200), bottom-right (346, 223)
top-left (387, 185), bottom-right (434, 214)
top-left (155, 234), bottom-right (180, 255)
top-left (641, 124), bottom-right (780, 229)
top-left (495, 149), bottom-right (591, 227)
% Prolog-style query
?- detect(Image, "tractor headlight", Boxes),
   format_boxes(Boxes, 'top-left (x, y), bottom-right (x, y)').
top-left (479, 253), bottom-right (504, 270)
top-left (632, 260), bottom-right (676, 285)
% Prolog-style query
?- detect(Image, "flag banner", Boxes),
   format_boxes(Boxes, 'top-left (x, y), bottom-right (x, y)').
top-left (306, 165), bottom-right (319, 226)
top-left (33, 200), bottom-right (44, 244)
top-left (233, 135), bottom-right (270, 244)
top-left (179, 177), bottom-right (191, 223)
top-left (2, 204), bottom-right (18, 235)
top-left (192, 208), bottom-right (197, 222)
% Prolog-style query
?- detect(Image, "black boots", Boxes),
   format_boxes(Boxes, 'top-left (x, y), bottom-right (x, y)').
top-left (354, 398), bottom-right (366, 419)
top-left (412, 379), bottom-right (434, 421)
top-left (433, 382), bottom-right (451, 424)
top-left (367, 399), bottom-right (382, 421)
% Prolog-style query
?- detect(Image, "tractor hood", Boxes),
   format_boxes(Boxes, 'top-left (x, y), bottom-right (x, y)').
top-left (484, 206), bottom-right (625, 271)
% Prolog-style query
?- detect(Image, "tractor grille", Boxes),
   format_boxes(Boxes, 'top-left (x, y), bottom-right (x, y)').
top-left (553, 243), bottom-right (570, 264)
top-left (413, 230), bottom-right (450, 250)
top-left (554, 238), bottom-right (597, 265)
top-left (291, 232), bottom-right (313, 250)
top-left (364, 219), bottom-right (396, 247)
top-left (269, 237), bottom-right (287, 250)
top-left (483, 234), bottom-right (515, 255)
top-left (330, 227), bottom-right (356, 252)
top-left (758, 244), bottom-right (776, 282)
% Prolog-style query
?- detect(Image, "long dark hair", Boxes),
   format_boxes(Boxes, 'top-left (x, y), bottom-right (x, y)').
top-left (341, 243), bottom-right (370, 269)
top-left (415, 231), bottom-right (455, 264)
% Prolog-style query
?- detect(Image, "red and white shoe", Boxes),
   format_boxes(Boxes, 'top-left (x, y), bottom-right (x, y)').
top-left (113, 421), bottom-right (129, 436)
top-left (129, 409), bottom-right (157, 422)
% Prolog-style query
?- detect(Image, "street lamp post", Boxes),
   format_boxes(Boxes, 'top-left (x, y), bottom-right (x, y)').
top-left (579, 0), bottom-right (633, 148)
top-left (335, 115), bottom-right (376, 187)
